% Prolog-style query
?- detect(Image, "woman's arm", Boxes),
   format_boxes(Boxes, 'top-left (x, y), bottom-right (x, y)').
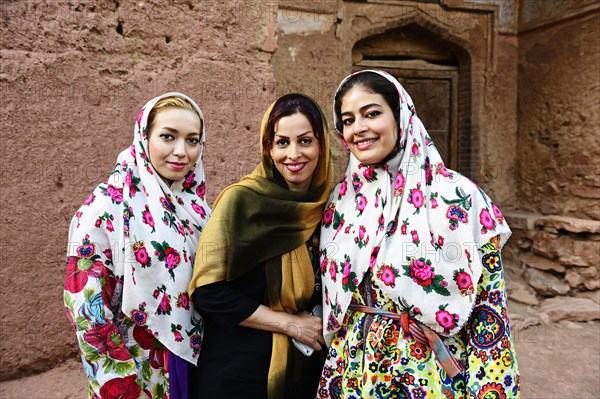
top-left (193, 279), bottom-right (324, 351)
top-left (240, 305), bottom-right (324, 351)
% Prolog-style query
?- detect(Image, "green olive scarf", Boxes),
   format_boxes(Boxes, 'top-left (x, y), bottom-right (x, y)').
top-left (189, 97), bottom-right (334, 398)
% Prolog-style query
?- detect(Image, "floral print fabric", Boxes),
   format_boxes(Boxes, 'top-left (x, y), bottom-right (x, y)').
top-left (64, 248), bottom-right (169, 398)
top-left (64, 93), bottom-right (210, 398)
top-left (317, 238), bottom-right (520, 398)
top-left (320, 70), bottom-right (511, 344)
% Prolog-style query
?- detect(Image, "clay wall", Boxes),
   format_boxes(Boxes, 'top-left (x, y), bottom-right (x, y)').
top-left (517, 1), bottom-right (599, 219)
top-left (506, 1), bottom-right (600, 314)
top-left (0, 0), bottom-right (278, 380)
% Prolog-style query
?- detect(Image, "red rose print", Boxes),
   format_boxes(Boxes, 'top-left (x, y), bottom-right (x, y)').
top-left (99, 375), bottom-right (140, 399)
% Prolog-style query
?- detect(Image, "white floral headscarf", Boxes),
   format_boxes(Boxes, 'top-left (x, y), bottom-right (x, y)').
top-left (68, 92), bottom-right (211, 362)
top-left (320, 70), bottom-right (510, 344)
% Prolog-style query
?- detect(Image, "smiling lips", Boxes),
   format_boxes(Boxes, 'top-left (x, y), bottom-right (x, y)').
top-left (353, 137), bottom-right (378, 151)
top-left (167, 161), bottom-right (187, 170)
top-left (285, 162), bottom-right (307, 172)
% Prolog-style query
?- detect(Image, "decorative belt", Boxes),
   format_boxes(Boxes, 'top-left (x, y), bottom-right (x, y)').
top-left (348, 303), bottom-right (463, 379)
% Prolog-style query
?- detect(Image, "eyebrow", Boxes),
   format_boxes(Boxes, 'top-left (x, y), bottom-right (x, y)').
top-left (341, 103), bottom-right (383, 117)
top-left (273, 131), bottom-right (314, 138)
top-left (161, 127), bottom-right (201, 135)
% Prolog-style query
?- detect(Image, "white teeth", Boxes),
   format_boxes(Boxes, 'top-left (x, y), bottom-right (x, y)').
top-left (287, 164), bottom-right (304, 171)
top-left (357, 139), bottom-right (376, 144)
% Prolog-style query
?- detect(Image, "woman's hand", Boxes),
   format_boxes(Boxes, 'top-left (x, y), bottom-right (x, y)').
top-left (138, 391), bottom-right (151, 399)
top-left (283, 311), bottom-right (325, 351)
top-left (239, 305), bottom-right (325, 351)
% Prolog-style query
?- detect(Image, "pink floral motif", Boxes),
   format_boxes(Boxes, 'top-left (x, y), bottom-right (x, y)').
top-left (410, 230), bottom-right (419, 244)
top-left (320, 256), bottom-right (328, 273)
top-left (358, 225), bottom-right (366, 240)
top-left (329, 260), bottom-right (337, 281)
top-left (136, 109), bottom-right (144, 128)
top-left (143, 207), bottom-right (155, 229)
top-left (158, 293), bottom-right (172, 315)
top-left (480, 208), bottom-right (496, 232)
top-left (394, 172), bottom-right (405, 196)
top-left (342, 260), bottom-right (351, 285)
top-left (339, 180), bottom-right (348, 197)
top-left (408, 258), bottom-right (435, 286)
top-left (196, 182), bottom-right (206, 198)
top-left (401, 223), bottom-right (408, 235)
top-left (164, 247), bottom-right (181, 270)
top-left (408, 184), bottom-right (424, 212)
top-left (133, 241), bottom-right (151, 267)
top-left (436, 163), bottom-right (450, 177)
top-left (323, 208), bottom-right (334, 226)
top-left (376, 264), bottom-right (399, 288)
top-left (454, 269), bottom-right (475, 296)
top-left (369, 246), bottom-right (380, 269)
top-left (173, 329), bottom-right (184, 342)
top-left (492, 203), bottom-right (504, 223)
top-left (411, 143), bottom-right (419, 156)
top-left (435, 307), bottom-right (457, 332)
top-left (182, 172), bottom-right (195, 190)
top-left (191, 201), bottom-right (207, 218)
top-left (83, 193), bottom-right (95, 205)
top-left (356, 195), bottom-right (368, 213)
top-left (106, 184), bottom-right (123, 204)
top-left (175, 292), bottom-right (190, 310)
top-left (131, 309), bottom-right (148, 326)
top-left (362, 166), bottom-right (376, 182)
top-left (431, 197), bottom-right (438, 209)
top-left (105, 219), bottom-right (114, 232)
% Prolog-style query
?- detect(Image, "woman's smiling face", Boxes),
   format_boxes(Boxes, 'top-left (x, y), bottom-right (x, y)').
top-left (147, 108), bottom-right (202, 184)
top-left (340, 86), bottom-right (398, 165)
top-left (269, 112), bottom-right (320, 193)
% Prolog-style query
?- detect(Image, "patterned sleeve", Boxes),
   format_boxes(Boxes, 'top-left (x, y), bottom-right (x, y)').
top-left (464, 236), bottom-right (520, 398)
top-left (64, 240), bottom-right (141, 399)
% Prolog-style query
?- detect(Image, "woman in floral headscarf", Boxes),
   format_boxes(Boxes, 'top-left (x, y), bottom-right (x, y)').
top-left (64, 93), bottom-right (210, 399)
top-left (318, 70), bottom-right (520, 398)
top-left (188, 94), bottom-right (334, 399)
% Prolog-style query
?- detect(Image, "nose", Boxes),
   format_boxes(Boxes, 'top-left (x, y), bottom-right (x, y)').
top-left (288, 143), bottom-right (301, 160)
top-left (173, 139), bottom-right (186, 157)
top-left (352, 117), bottom-right (367, 135)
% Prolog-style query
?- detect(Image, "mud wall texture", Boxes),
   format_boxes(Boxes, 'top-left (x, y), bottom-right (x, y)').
top-left (0, 0), bottom-right (278, 380)
top-left (518, 3), bottom-right (600, 220)
top-left (507, 2), bottom-right (600, 313)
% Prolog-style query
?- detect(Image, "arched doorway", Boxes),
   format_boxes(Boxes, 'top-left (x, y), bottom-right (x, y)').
top-left (352, 24), bottom-right (471, 175)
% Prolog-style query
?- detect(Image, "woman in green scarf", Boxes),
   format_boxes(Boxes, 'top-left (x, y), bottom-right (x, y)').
top-left (188, 94), bottom-right (334, 398)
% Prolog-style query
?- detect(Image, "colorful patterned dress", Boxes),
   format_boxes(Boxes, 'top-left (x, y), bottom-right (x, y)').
top-left (317, 238), bottom-right (520, 399)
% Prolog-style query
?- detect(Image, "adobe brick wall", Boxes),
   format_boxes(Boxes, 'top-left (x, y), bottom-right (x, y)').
top-left (0, 0), bottom-right (277, 379)
top-left (518, 7), bottom-right (600, 220)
